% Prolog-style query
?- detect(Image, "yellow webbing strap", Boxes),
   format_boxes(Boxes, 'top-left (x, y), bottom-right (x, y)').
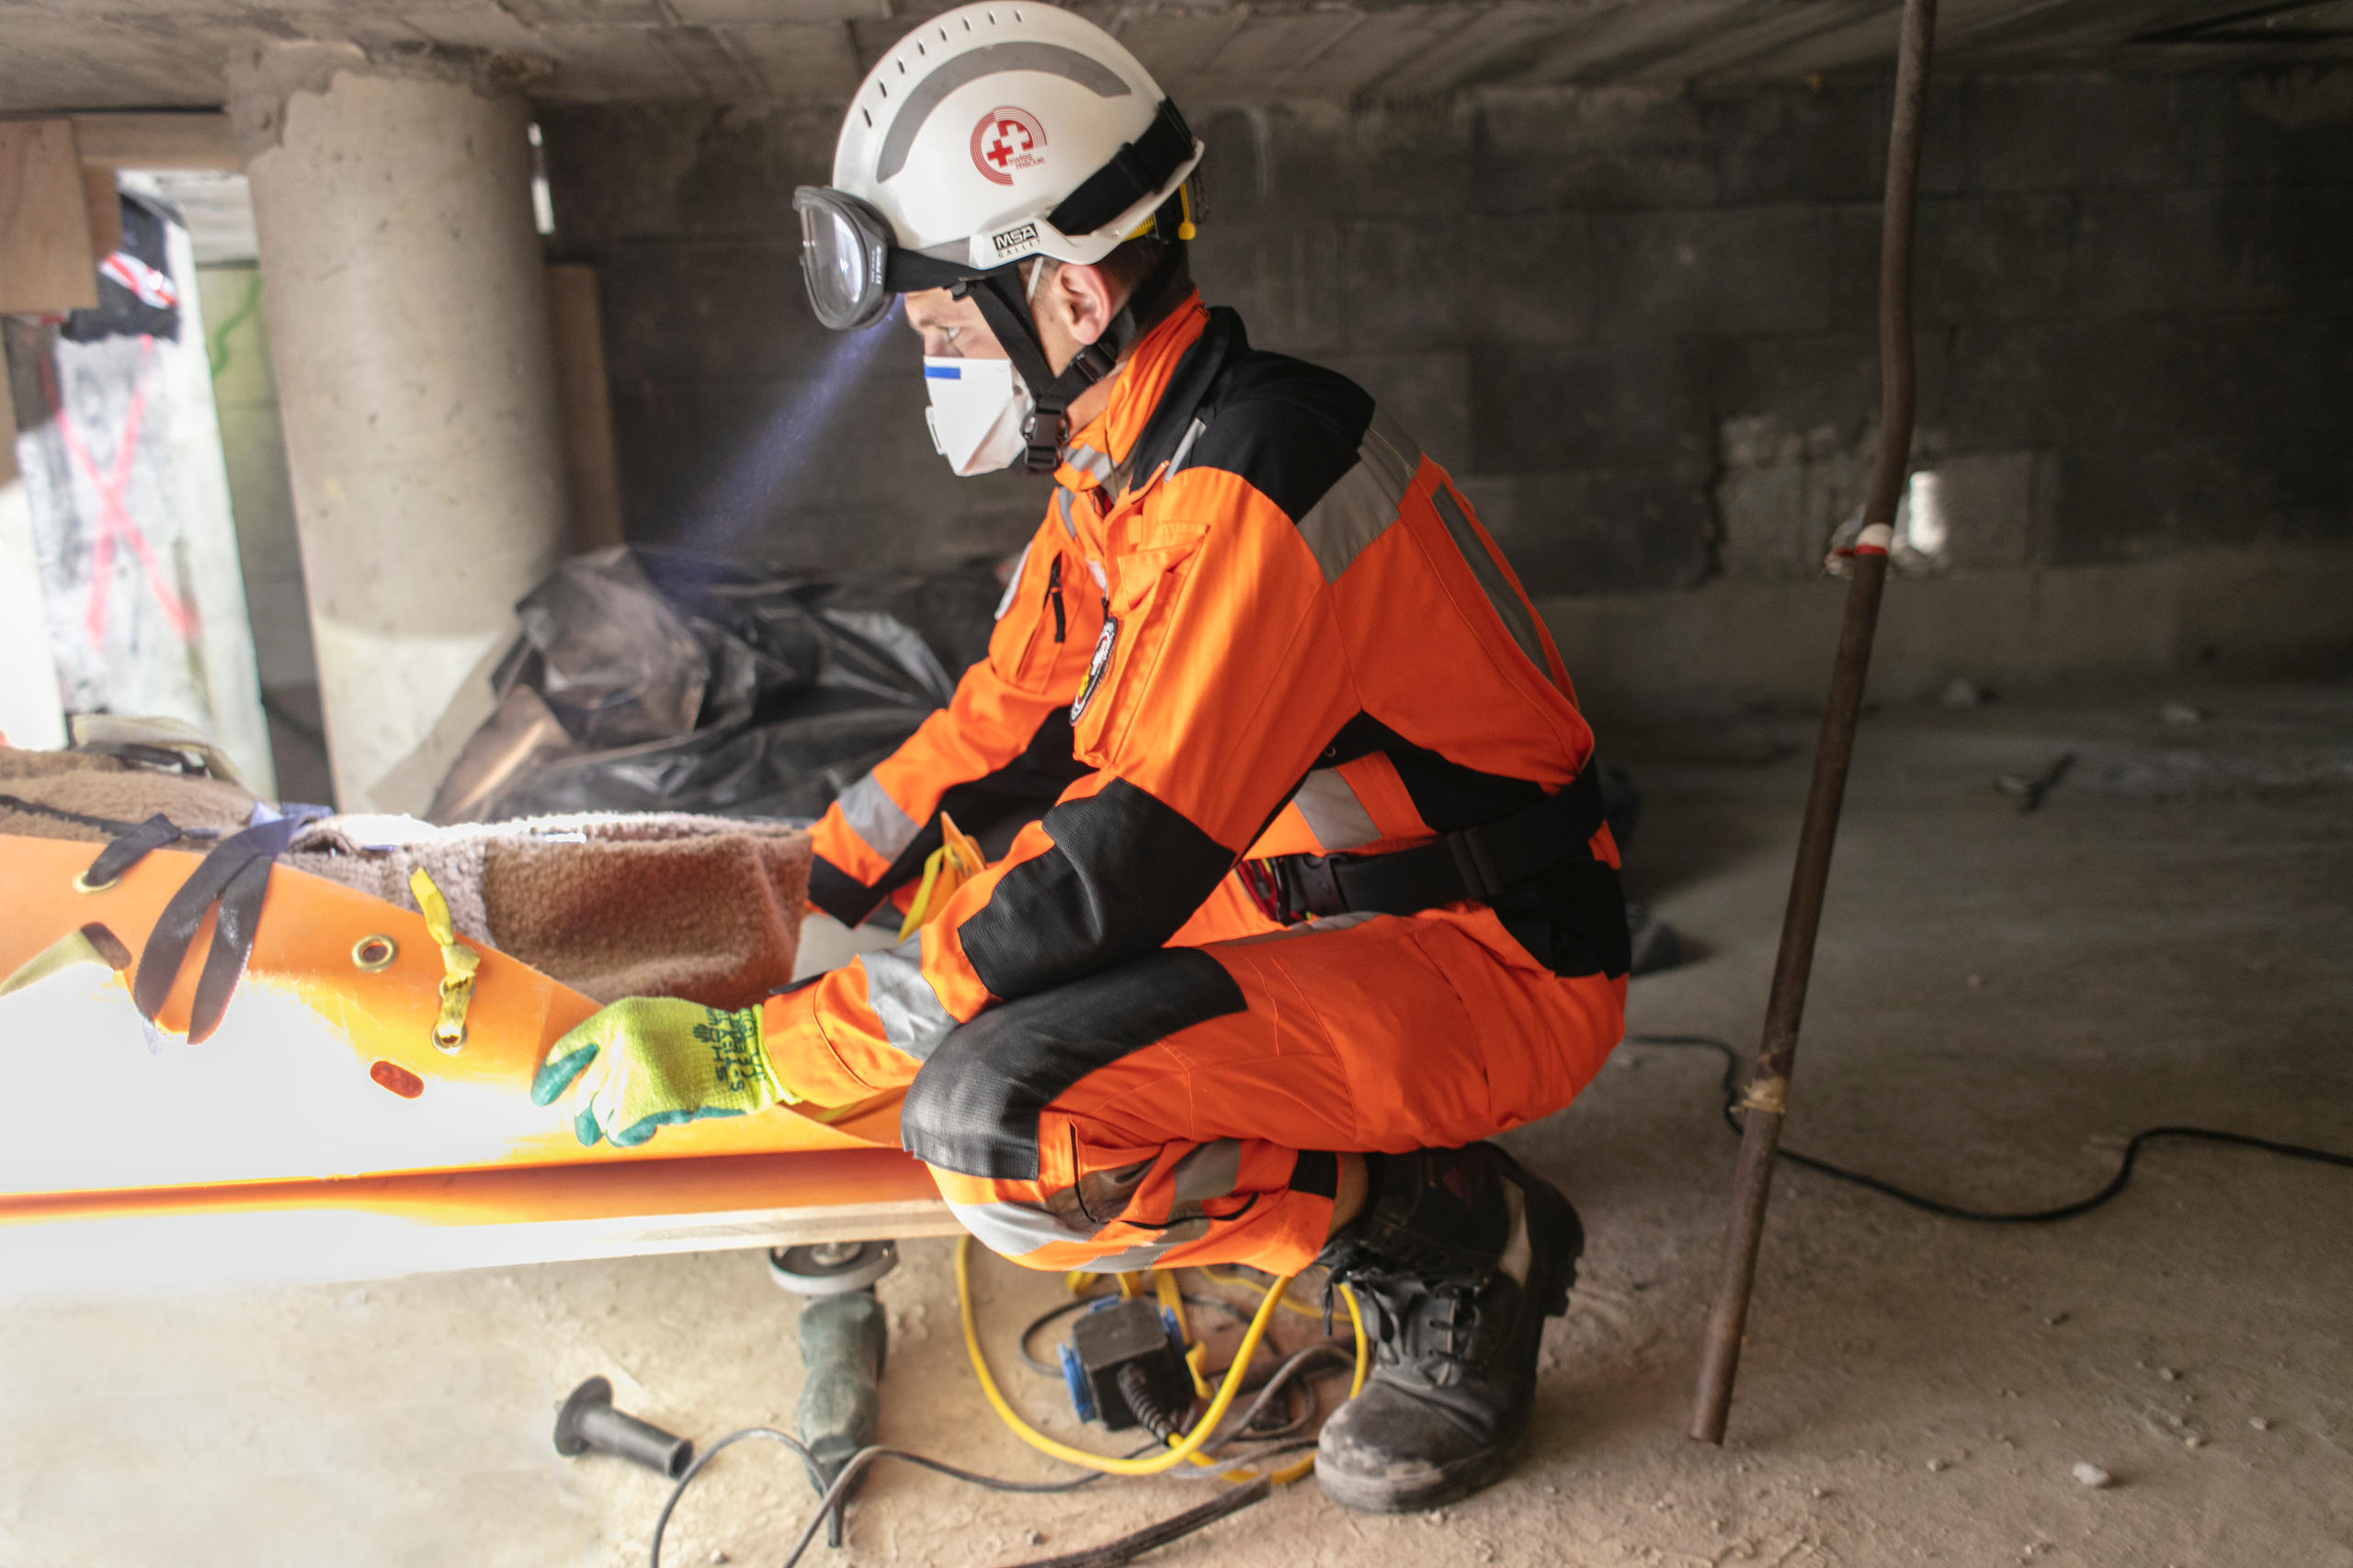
top-left (408, 868), bottom-right (479, 1051)
top-left (897, 811), bottom-right (985, 941)
top-left (0, 925), bottom-right (130, 997)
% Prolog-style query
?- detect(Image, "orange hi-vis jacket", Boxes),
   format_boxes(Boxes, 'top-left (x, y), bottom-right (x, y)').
top-left (775, 295), bottom-right (1628, 1273)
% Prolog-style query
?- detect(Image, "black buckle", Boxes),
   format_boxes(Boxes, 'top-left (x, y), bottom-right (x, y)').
top-left (1250, 853), bottom-right (1345, 925)
top-left (1020, 406), bottom-right (1066, 474)
top-left (1442, 827), bottom-right (1505, 903)
top-left (1284, 855), bottom-right (1345, 920)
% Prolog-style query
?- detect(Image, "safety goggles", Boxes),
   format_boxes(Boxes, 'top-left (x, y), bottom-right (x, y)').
top-left (794, 184), bottom-right (1089, 335)
top-left (793, 188), bottom-right (926, 333)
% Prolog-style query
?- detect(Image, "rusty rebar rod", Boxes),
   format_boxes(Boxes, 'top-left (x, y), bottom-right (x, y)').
top-left (1688, 0), bottom-right (1940, 1446)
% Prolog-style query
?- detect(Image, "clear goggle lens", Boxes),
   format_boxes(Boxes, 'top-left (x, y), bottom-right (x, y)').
top-left (792, 187), bottom-right (893, 332)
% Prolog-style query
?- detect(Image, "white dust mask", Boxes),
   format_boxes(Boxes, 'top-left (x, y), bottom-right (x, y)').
top-left (923, 356), bottom-right (1032, 477)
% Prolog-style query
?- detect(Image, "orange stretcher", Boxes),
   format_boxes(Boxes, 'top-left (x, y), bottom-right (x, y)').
top-left (0, 834), bottom-right (955, 1294)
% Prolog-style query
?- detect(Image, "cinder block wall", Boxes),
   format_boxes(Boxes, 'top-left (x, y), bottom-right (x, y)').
top-left (541, 70), bottom-right (2351, 605)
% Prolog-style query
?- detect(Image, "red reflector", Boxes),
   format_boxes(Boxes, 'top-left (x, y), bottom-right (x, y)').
top-left (370, 1060), bottom-right (425, 1098)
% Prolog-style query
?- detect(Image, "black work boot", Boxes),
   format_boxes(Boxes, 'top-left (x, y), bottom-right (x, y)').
top-left (1313, 1142), bottom-right (1583, 1513)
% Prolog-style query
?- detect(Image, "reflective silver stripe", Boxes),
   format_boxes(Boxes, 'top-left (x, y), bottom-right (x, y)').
top-left (1291, 767), bottom-right (1381, 851)
top-left (1065, 442), bottom-right (1116, 484)
top-left (1170, 1139), bottom-right (1242, 1205)
top-left (1362, 407), bottom-right (1422, 495)
top-left (1429, 483), bottom-right (1550, 674)
top-left (1053, 485), bottom-right (1078, 538)
top-left (860, 934), bottom-right (960, 1060)
top-left (1075, 1159), bottom-right (1155, 1223)
top-left (946, 1196), bottom-right (1105, 1260)
top-left (836, 774), bottom-right (920, 862)
top-left (1297, 407), bottom-right (1423, 584)
top-left (1086, 557), bottom-right (1108, 592)
top-left (1216, 909), bottom-right (1382, 948)
top-left (1166, 416), bottom-right (1208, 475)
top-left (1086, 1239), bottom-right (1179, 1272)
top-left (874, 42), bottom-right (1130, 183)
top-left (994, 542), bottom-right (1029, 620)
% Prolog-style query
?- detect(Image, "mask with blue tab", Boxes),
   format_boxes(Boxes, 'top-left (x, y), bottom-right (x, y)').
top-left (923, 357), bottom-right (1034, 477)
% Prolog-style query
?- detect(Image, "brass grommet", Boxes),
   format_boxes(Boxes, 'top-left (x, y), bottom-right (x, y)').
top-left (352, 935), bottom-right (398, 971)
top-left (74, 868), bottom-right (120, 894)
top-left (434, 1024), bottom-right (467, 1054)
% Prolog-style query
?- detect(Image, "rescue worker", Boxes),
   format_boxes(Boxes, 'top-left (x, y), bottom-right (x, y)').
top-left (535, 1), bottom-right (1629, 1512)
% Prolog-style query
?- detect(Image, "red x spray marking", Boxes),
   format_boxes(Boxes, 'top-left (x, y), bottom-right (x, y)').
top-left (39, 336), bottom-right (195, 645)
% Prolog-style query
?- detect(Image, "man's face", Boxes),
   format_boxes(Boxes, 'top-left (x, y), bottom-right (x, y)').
top-left (903, 287), bottom-right (1006, 360)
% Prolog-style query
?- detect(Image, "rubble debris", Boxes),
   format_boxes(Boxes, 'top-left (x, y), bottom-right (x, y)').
top-left (2072, 1462), bottom-right (2114, 1488)
top-left (1995, 752), bottom-right (2076, 813)
top-left (2160, 702), bottom-right (2207, 727)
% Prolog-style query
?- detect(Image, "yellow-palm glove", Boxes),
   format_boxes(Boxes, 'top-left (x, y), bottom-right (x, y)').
top-left (530, 997), bottom-right (801, 1148)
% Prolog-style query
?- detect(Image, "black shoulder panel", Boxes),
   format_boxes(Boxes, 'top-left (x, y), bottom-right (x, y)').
top-left (901, 947), bottom-right (1247, 1178)
top-left (1321, 712), bottom-right (1547, 833)
top-left (957, 778), bottom-right (1236, 1002)
top-left (1176, 352), bottom-right (1375, 525)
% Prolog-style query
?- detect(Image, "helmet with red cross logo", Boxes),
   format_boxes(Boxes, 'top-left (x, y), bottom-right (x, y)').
top-left (835, 2), bottom-right (1195, 273)
top-left (793, 1), bottom-right (1200, 335)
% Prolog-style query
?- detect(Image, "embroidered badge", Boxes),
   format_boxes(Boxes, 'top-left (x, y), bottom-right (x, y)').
top-left (1071, 615), bottom-right (1120, 722)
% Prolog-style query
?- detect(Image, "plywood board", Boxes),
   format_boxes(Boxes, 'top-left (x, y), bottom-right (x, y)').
top-left (0, 119), bottom-right (97, 312)
top-left (69, 111), bottom-right (239, 172)
top-left (546, 263), bottom-right (627, 552)
top-left (81, 164), bottom-right (119, 260)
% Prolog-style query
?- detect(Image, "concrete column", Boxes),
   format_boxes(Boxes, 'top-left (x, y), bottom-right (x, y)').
top-left (228, 45), bottom-right (566, 815)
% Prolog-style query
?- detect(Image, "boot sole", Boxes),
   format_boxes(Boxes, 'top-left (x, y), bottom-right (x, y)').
top-left (1317, 1151), bottom-right (1586, 1515)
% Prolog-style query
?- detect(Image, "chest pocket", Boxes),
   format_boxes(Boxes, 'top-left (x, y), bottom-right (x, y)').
top-left (1071, 519), bottom-right (1209, 767)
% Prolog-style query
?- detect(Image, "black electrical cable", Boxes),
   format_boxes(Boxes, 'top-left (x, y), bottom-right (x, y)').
top-left (1006, 1476), bottom-right (1272, 1568)
top-left (648, 1430), bottom-right (1115, 1568)
top-left (1203, 1341), bottom-right (1354, 1447)
top-left (1017, 1297), bottom-right (1095, 1374)
top-left (1627, 1032), bottom-right (2353, 1222)
top-left (1115, 1364), bottom-right (1183, 1444)
top-left (649, 1426), bottom-right (1274, 1568)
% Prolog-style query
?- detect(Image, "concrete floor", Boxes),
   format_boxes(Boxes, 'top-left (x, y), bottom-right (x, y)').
top-left (5, 676), bottom-right (2350, 1567)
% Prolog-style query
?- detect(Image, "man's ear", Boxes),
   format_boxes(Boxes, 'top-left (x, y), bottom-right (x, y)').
top-left (1051, 262), bottom-right (1120, 347)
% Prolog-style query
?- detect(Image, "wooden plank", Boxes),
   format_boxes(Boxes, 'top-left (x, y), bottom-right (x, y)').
top-left (66, 111), bottom-right (239, 171)
top-left (0, 119), bottom-right (97, 312)
top-left (546, 262), bottom-right (628, 553)
top-left (81, 164), bottom-right (119, 259)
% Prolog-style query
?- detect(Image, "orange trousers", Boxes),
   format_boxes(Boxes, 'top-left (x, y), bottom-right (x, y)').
top-left (900, 883), bottom-right (1625, 1276)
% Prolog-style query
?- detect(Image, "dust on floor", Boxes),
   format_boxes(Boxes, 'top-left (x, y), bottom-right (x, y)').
top-left (3, 677), bottom-right (2348, 1567)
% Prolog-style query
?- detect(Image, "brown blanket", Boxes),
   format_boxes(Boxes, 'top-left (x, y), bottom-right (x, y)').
top-left (3, 748), bottom-right (809, 1008)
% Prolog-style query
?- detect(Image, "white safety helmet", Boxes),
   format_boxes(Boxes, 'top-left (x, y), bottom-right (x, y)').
top-left (793, 1), bottom-right (1202, 471)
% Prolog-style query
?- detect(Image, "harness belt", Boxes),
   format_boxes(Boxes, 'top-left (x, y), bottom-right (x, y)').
top-left (1248, 764), bottom-right (1608, 925)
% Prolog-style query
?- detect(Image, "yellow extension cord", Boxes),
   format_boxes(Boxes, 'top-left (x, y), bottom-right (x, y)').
top-left (956, 1235), bottom-right (1368, 1487)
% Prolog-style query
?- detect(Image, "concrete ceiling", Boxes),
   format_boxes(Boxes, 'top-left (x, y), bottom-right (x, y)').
top-left (1, 0), bottom-right (2347, 112)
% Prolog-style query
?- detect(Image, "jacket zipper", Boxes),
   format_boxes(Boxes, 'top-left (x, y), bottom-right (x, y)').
top-left (1045, 554), bottom-right (1066, 642)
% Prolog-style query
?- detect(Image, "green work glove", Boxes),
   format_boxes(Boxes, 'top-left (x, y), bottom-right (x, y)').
top-left (531, 997), bottom-right (800, 1148)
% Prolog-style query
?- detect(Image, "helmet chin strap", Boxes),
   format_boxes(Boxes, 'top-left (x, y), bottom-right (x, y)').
top-left (957, 241), bottom-right (1187, 475)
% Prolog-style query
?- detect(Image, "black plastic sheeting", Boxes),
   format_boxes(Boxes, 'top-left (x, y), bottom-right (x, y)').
top-left (428, 548), bottom-right (1007, 825)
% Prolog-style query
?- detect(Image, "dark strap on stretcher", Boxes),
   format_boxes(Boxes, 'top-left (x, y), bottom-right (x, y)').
top-left (119, 812), bottom-right (317, 1045)
top-left (1256, 764), bottom-right (1608, 924)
